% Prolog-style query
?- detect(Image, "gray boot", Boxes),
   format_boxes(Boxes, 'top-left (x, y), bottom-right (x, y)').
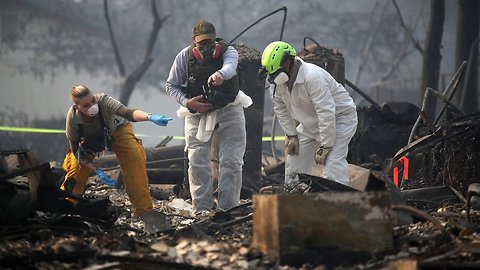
top-left (139, 210), bottom-right (172, 234)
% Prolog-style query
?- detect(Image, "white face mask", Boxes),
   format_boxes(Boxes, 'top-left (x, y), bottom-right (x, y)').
top-left (273, 71), bottom-right (289, 85)
top-left (87, 103), bottom-right (99, 116)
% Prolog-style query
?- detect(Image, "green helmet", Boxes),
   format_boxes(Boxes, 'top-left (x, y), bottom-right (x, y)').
top-left (261, 41), bottom-right (297, 75)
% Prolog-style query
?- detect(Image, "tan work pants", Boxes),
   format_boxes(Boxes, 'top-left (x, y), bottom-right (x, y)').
top-left (61, 123), bottom-right (153, 216)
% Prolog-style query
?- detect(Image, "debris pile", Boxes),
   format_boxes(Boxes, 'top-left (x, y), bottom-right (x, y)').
top-left (390, 111), bottom-right (480, 196)
top-left (2, 98), bottom-right (480, 269)
top-left (3, 169), bottom-right (480, 269)
top-left (297, 40), bottom-right (345, 86)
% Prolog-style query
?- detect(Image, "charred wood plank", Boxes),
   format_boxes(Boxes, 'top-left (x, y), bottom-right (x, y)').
top-left (96, 145), bottom-right (185, 169)
top-left (402, 186), bottom-right (460, 208)
top-left (466, 183), bottom-right (480, 221)
top-left (252, 192), bottom-right (393, 264)
top-left (388, 259), bottom-right (418, 270)
top-left (146, 168), bottom-right (184, 184)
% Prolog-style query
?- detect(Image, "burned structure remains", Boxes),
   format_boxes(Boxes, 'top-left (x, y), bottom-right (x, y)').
top-left (1, 41), bottom-right (480, 270)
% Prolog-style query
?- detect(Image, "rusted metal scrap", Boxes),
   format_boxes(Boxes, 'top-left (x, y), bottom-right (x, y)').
top-left (388, 111), bottom-right (480, 196)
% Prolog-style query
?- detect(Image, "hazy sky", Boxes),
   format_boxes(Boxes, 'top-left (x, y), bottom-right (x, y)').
top-left (0, 0), bottom-right (461, 148)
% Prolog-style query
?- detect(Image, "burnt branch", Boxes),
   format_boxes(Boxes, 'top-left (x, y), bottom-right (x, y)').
top-left (104, 0), bottom-right (126, 76)
top-left (354, 0), bottom-right (389, 85)
top-left (143, 0), bottom-right (170, 62)
top-left (104, 0), bottom-right (169, 105)
top-left (379, 3), bottom-right (423, 81)
top-left (392, 0), bottom-right (424, 55)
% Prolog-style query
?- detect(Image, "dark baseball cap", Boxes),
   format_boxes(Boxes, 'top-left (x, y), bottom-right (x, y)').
top-left (193, 20), bottom-right (216, 42)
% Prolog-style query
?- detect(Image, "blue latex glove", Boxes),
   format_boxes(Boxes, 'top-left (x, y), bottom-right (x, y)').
top-left (148, 114), bottom-right (173, 126)
top-left (95, 168), bottom-right (117, 186)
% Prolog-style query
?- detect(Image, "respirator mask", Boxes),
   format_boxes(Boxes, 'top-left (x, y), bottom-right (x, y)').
top-left (267, 70), bottom-right (289, 86)
top-left (267, 70), bottom-right (289, 98)
top-left (87, 103), bottom-right (99, 117)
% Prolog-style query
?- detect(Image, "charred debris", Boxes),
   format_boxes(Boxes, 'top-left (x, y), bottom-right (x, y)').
top-left (1, 44), bottom-right (480, 270)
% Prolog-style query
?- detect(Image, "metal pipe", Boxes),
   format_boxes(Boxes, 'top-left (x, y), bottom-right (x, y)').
top-left (345, 79), bottom-right (382, 111)
top-left (229, 6), bottom-right (287, 43)
top-left (408, 87), bottom-right (432, 144)
top-left (432, 61), bottom-right (467, 126)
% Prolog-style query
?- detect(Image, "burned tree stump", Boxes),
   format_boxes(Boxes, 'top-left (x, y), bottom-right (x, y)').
top-left (234, 44), bottom-right (264, 196)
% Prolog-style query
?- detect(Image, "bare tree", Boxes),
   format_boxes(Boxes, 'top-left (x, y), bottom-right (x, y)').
top-left (392, 0), bottom-right (424, 56)
top-left (377, 0), bottom-right (425, 82)
top-left (104, 0), bottom-right (169, 105)
top-left (455, 0), bottom-right (479, 113)
top-left (420, 0), bottom-right (444, 126)
top-left (353, 0), bottom-right (389, 85)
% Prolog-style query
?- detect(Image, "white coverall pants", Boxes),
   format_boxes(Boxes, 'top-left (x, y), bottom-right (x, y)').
top-left (286, 110), bottom-right (358, 185)
top-left (185, 104), bottom-right (246, 213)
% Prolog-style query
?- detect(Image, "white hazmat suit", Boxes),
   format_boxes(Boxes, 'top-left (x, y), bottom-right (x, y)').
top-left (269, 57), bottom-right (357, 185)
top-left (166, 44), bottom-right (251, 213)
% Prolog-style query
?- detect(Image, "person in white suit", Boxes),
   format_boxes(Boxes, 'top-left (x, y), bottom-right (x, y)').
top-left (261, 41), bottom-right (358, 186)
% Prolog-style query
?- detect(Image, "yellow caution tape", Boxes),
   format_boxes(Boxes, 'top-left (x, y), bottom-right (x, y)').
top-left (0, 126), bottom-right (65, 134)
top-left (135, 133), bottom-right (185, 140)
top-left (262, 136), bottom-right (286, 142)
top-left (0, 125), bottom-right (286, 141)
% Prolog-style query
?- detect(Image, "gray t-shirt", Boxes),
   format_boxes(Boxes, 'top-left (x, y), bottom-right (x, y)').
top-left (65, 93), bottom-right (135, 153)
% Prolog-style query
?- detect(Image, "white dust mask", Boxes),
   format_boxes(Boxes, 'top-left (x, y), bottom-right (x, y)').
top-left (273, 71), bottom-right (289, 85)
top-left (87, 103), bottom-right (99, 116)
